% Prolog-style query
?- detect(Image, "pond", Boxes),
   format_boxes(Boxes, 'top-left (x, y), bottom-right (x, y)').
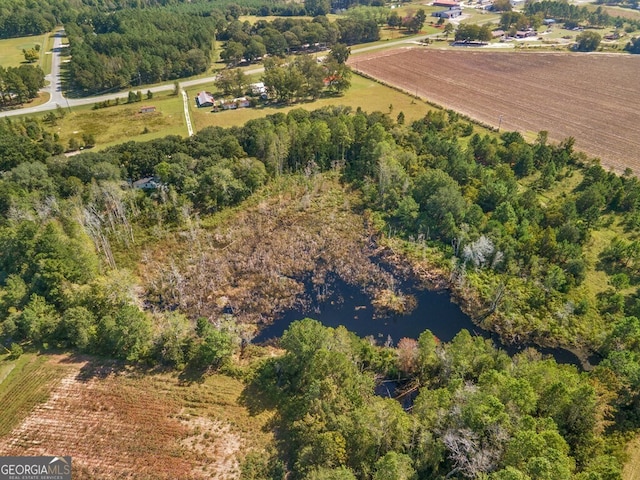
top-left (253, 274), bottom-right (592, 369)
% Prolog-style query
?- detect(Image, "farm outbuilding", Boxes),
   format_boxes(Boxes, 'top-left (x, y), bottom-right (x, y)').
top-left (432, 8), bottom-right (462, 18)
top-left (196, 91), bottom-right (215, 108)
top-left (515, 30), bottom-right (536, 38)
top-left (250, 82), bottom-right (267, 96)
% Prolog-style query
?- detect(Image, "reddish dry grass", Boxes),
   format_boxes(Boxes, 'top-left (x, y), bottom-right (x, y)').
top-left (350, 49), bottom-right (640, 174)
top-left (0, 357), bottom-right (259, 480)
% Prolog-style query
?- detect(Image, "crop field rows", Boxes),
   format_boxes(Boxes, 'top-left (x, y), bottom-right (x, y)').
top-left (0, 355), bottom-right (69, 437)
top-left (349, 49), bottom-right (640, 173)
top-left (0, 356), bottom-right (271, 479)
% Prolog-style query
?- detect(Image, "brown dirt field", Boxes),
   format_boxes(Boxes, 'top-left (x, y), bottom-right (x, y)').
top-left (349, 49), bottom-right (640, 174)
top-left (0, 356), bottom-right (272, 479)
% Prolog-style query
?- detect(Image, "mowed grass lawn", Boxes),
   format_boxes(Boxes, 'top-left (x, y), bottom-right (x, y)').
top-left (0, 33), bottom-right (48, 68)
top-left (187, 73), bottom-right (435, 130)
top-left (40, 30), bottom-right (60, 76)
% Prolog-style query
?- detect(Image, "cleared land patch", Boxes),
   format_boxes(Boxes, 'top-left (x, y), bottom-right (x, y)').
top-left (46, 92), bottom-right (185, 150)
top-left (349, 49), bottom-right (640, 173)
top-left (0, 355), bottom-right (273, 479)
top-left (0, 354), bottom-right (71, 437)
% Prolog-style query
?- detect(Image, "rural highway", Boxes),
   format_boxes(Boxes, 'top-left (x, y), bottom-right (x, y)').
top-left (0, 31), bottom-right (434, 119)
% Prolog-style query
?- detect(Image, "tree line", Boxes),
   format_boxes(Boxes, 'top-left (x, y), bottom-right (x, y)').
top-left (0, 65), bottom-right (45, 106)
top-left (0, 0), bottom-right (58, 38)
top-left (3, 0), bottom-right (383, 96)
top-left (65, 9), bottom-right (219, 94)
top-left (626, 36), bottom-right (640, 53)
top-left (64, 7), bottom-right (377, 94)
top-left (260, 48), bottom-right (351, 103)
top-left (220, 15), bottom-right (378, 66)
top-left (524, 0), bottom-right (640, 30)
top-left (0, 0), bottom-right (301, 40)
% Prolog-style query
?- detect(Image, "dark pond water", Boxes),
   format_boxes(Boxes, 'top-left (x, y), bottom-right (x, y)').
top-left (254, 275), bottom-right (591, 369)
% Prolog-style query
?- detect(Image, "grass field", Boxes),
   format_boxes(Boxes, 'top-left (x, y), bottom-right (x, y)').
top-left (40, 30), bottom-right (58, 76)
top-left (379, 25), bottom-right (435, 40)
top-left (187, 73), bottom-right (435, 131)
top-left (0, 33), bottom-right (47, 68)
top-left (31, 60), bottom-right (498, 151)
top-left (44, 91), bottom-right (186, 150)
top-left (458, 9), bottom-right (501, 25)
top-left (239, 14), bottom-right (319, 24)
top-left (0, 354), bottom-right (275, 479)
top-left (34, 70), bottom-right (491, 151)
top-left (584, 223), bottom-right (620, 295)
top-left (589, 4), bottom-right (640, 20)
top-left (530, 167), bottom-right (627, 300)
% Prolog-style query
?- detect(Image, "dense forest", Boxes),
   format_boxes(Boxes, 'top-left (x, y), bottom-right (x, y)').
top-left (244, 319), bottom-right (626, 479)
top-left (0, 0), bottom-right (297, 39)
top-left (65, 9), bottom-right (220, 94)
top-left (3, 103), bottom-right (640, 477)
top-left (62, 6), bottom-right (378, 93)
top-left (0, 0), bottom-right (61, 38)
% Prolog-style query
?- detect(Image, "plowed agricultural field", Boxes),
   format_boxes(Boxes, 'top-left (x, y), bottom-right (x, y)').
top-left (0, 355), bottom-right (273, 479)
top-left (350, 49), bottom-right (640, 173)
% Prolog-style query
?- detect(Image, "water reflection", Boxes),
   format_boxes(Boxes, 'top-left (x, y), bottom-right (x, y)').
top-left (254, 276), bottom-right (591, 369)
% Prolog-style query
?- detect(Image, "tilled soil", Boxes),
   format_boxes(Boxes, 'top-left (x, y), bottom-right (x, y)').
top-left (350, 48), bottom-right (640, 173)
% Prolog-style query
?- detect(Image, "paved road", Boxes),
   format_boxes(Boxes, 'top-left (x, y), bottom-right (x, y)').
top-left (0, 31), bottom-right (434, 119)
top-left (5, 29), bottom-right (69, 117)
top-left (46, 30), bottom-right (67, 107)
